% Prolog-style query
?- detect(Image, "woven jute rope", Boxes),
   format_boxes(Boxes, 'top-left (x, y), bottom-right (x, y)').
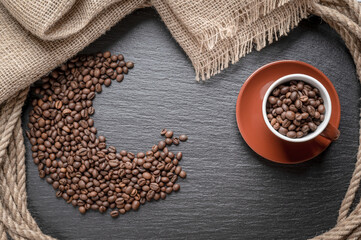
top-left (0, 0), bottom-right (361, 239)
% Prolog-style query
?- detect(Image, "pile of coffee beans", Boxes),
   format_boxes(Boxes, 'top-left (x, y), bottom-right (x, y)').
top-left (26, 51), bottom-right (188, 217)
top-left (266, 80), bottom-right (325, 138)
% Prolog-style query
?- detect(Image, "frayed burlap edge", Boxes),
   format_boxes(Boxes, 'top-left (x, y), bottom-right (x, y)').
top-left (190, 0), bottom-right (295, 51)
top-left (153, 0), bottom-right (310, 81)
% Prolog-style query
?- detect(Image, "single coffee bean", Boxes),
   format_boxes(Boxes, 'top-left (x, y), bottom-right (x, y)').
top-left (288, 124), bottom-right (296, 131)
top-left (275, 107), bottom-right (283, 115)
top-left (295, 99), bottom-right (302, 109)
top-left (132, 200), bottom-right (140, 210)
top-left (297, 82), bottom-right (304, 90)
top-left (289, 105), bottom-right (298, 112)
top-left (268, 96), bottom-right (277, 105)
top-left (110, 210), bottom-right (119, 218)
top-left (307, 105), bottom-right (316, 117)
top-left (308, 91), bottom-right (316, 98)
top-left (318, 104), bottom-right (325, 114)
top-left (143, 172), bottom-right (152, 180)
top-left (165, 130), bottom-right (173, 138)
top-left (272, 88), bottom-right (280, 96)
top-left (285, 111), bottom-right (295, 121)
top-left (278, 127), bottom-right (288, 136)
top-left (296, 131), bottom-right (304, 138)
top-left (314, 111), bottom-right (320, 119)
top-left (116, 74), bottom-right (124, 82)
top-left (103, 51), bottom-right (111, 58)
top-left (286, 131), bottom-right (296, 138)
top-left (173, 184), bottom-right (180, 192)
top-left (280, 86), bottom-right (289, 94)
top-left (158, 141), bottom-right (166, 150)
top-left (302, 125), bottom-right (310, 133)
top-left (104, 78), bottom-right (111, 87)
top-left (165, 138), bottom-right (173, 145)
top-left (179, 135), bottom-right (188, 141)
top-left (272, 122), bottom-right (280, 130)
top-left (282, 119), bottom-right (291, 128)
top-left (79, 206), bottom-right (86, 214)
top-left (290, 91), bottom-right (298, 101)
top-left (301, 112), bottom-right (309, 119)
top-left (308, 122), bottom-right (317, 131)
top-left (179, 171), bottom-right (187, 178)
top-left (126, 62), bottom-right (134, 69)
top-left (173, 137), bottom-right (179, 145)
top-left (95, 83), bottom-right (102, 93)
top-left (299, 95), bottom-right (308, 102)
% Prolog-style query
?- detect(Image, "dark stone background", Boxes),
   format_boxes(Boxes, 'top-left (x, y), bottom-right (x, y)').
top-left (22, 9), bottom-right (360, 240)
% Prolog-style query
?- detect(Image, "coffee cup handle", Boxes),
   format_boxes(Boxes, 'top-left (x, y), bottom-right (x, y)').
top-left (320, 122), bottom-right (340, 141)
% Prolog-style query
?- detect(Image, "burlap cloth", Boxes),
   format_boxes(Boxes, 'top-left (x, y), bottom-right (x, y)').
top-left (0, 0), bottom-right (360, 239)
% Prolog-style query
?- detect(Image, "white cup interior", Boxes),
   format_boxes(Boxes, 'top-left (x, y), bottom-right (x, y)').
top-left (262, 74), bottom-right (332, 143)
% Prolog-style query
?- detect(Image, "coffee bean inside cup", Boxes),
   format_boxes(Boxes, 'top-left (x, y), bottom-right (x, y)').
top-left (266, 80), bottom-right (325, 138)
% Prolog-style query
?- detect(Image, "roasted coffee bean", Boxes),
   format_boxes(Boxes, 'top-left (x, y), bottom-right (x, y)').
top-left (103, 51), bottom-right (111, 58)
top-left (318, 104), bottom-right (325, 114)
top-left (271, 87), bottom-right (280, 97)
top-left (179, 135), bottom-right (188, 141)
top-left (290, 91), bottom-right (298, 101)
top-left (272, 122), bottom-right (280, 130)
top-left (295, 99), bottom-right (302, 109)
top-left (79, 206), bottom-right (86, 214)
top-left (179, 170), bottom-right (187, 178)
top-left (132, 200), bottom-right (140, 210)
top-left (307, 105), bottom-right (316, 117)
top-left (308, 122), bottom-right (317, 131)
top-left (268, 96), bottom-right (277, 105)
top-left (110, 210), bottom-right (119, 218)
top-left (282, 119), bottom-right (291, 128)
top-left (296, 131), bottom-right (304, 138)
top-left (104, 78), bottom-right (111, 87)
top-left (27, 52), bottom-right (188, 216)
top-left (158, 141), bottom-right (166, 150)
top-left (299, 95), bottom-right (308, 102)
top-left (126, 62), bottom-right (134, 69)
top-left (165, 130), bottom-right (173, 138)
top-left (302, 125), bottom-right (310, 133)
top-left (275, 107), bottom-right (283, 115)
top-left (165, 138), bottom-right (173, 145)
top-left (279, 127), bottom-right (288, 136)
top-left (280, 86), bottom-right (289, 94)
top-left (286, 131), bottom-right (296, 138)
top-left (285, 111), bottom-right (295, 121)
top-left (173, 184), bottom-right (180, 192)
top-left (116, 74), bottom-right (124, 82)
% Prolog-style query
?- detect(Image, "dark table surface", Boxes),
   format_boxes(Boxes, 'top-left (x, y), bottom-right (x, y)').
top-left (22, 8), bottom-right (361, 240)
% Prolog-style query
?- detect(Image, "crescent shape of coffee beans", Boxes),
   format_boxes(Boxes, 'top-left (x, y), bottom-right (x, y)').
top-left (26, 52), bottom-right (188, 217)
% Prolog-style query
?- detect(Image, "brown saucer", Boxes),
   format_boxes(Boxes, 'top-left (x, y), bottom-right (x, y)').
top-left (236, 60), bottom-right (340, 164)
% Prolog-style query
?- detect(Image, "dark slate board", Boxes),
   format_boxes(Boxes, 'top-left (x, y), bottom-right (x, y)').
top-left (21, 9), bottom-right (360, 240)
